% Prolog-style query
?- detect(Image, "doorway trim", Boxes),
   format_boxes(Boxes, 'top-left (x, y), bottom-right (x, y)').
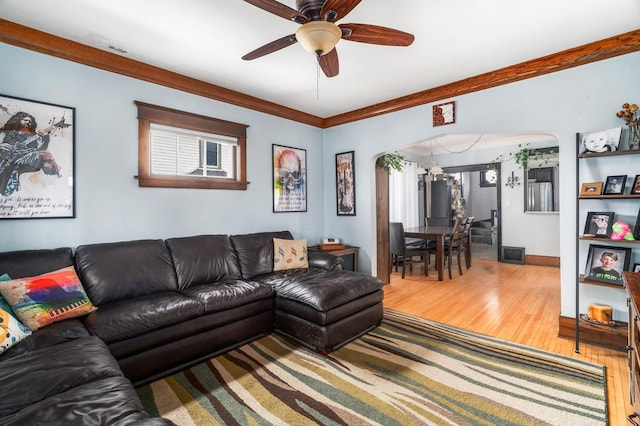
top-left (375, 161), bottom-right (502, 283)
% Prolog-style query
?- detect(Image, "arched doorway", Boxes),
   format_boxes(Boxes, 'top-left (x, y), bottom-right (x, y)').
top-left (375, 159), bottom-right (502, 283)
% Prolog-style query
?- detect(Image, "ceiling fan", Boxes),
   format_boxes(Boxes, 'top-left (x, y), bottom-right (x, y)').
top-left (242, 0), bottom-right (415, 77)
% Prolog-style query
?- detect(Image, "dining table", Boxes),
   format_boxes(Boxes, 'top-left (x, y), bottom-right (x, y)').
top-left (404, 224), bottom-right (454, 281)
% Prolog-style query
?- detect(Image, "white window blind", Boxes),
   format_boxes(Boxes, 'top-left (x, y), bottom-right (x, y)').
top-left (150, 123), bottom-right (237, 179)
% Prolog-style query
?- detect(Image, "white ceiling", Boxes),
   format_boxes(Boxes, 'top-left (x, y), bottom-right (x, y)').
top-left (1, 0), bottom-right (638, 118)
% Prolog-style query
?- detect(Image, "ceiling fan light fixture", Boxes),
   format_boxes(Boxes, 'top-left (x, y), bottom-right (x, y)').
top-left (295, 21), bottom-right (341, 56)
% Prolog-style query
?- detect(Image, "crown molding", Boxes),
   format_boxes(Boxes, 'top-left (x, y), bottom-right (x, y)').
top-left (1, 19), bottom-right (639, 129)
top-left (324, 29), bottom-right (640, 127)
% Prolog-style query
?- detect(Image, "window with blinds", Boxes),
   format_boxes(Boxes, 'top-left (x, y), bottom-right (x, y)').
top-left (135, 101), bottom-right (248, 190)
top-left (149, 123), bottom-right (237, 179)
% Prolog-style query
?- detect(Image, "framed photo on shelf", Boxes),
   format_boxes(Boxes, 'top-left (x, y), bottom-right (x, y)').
top-left (272, 144), bottom-right (307, 213)
top-left (335, 151), bottom-right (355, 216)
top-left (631, 174), bottom-right (640, 194)
top-left (580, 182), bottom-right (603, 196)
top-left (603, 175), bottom-right (626, 195)
top-left (584, 244), bottom-right (631, 286)
top-left (634, 263), bottom-right (640, 273)
top-left (634, 208), bottom-right (640, 239)
top-left (577, 127), bottom-right (622, 154)
top-left (583, 212), bottom-right (614, 238)
top-left (0, 94), bottom-right (75, 219)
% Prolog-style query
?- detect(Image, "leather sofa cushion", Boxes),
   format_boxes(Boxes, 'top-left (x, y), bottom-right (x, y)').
top-left (230, 231), bottom-right (293, 279)
top-left (308, 251), bottom-right (343, 270)
top-left (0, 318), bottom-right (89, 360)
top-left (166, 234), bottom-right (242, 290)
top-left (181, 280), bottom-right (274, 313)
top-left (107, 298), bottom-right (273, 360)
top-left (83, 292), bottom-right (204, 343)
top-left (0, 247), bottom-right (73, 279)
top-left (75, 239), bottom-right (179, 305)
top-left (0, 336), bottom-right (122, 418)
top-left (276, 291), bottom-right (383, 326)
top-left (0, 376), bottom-right (174, 426)
top-left (257, 269), bottom-right (383, 312)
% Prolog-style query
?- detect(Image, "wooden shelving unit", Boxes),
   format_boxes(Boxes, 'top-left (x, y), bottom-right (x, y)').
top-left (575, 145), bottom-right (640, 358)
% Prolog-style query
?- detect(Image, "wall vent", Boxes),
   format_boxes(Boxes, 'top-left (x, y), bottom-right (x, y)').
top-left (501, 246), bottom-right (525, 265)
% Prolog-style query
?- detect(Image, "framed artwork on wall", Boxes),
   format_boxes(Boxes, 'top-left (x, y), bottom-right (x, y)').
top-left (272, 144), bottom-right (307, 213)
top-left (584, 244), bottom-right (630, 286)
top-left (480, 169), bottom-right (497, 187)
top-left (432, 101), bottom-right (455, 126)
top-left (336, 151), bottom-right (355, 216)
top-left (0, 94), bottom-right (75, 219)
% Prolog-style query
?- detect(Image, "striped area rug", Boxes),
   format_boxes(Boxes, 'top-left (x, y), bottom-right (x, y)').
top-left (136, 309), bottom-right (607, 425)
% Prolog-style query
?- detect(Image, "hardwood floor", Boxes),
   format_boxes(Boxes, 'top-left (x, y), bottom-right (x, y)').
top-left (382, 257), bottom-right (631, 425)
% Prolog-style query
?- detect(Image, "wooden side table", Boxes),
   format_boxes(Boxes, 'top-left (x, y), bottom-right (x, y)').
top-left (308, 245), bottom-right (359, 272)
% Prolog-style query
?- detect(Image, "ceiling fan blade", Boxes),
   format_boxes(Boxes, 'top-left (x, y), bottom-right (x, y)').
top-left (242, 34), bottom-right (298, 60)
top-left (318, 48), bottom-right (339, 78)
top-left (244, 0), bottom-right (309, 24)
top-left (320, 0), bottom-right (361, 22)
top-left (340, 23), bottom-right (414, 46)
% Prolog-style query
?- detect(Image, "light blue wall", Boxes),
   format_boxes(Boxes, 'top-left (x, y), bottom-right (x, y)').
top-left (323, 51), bottom-right (640, 321)
top-left (0, 43), bottom-right (325, 250)
top-left (2, 41), bottom-right (639, 321)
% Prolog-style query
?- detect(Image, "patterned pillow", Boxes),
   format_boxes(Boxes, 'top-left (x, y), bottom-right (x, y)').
top-left (0, 273), bottom-right (31, 354)
top-left (0, 266), bottom-right (96, 331)
top-left (0, 273), bottom-right (13, 312)
top-left (273, 238), bottom-right (309, 271)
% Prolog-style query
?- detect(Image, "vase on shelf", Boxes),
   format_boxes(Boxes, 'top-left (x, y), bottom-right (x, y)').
top-left (629, 124), bottom-right (640, 150)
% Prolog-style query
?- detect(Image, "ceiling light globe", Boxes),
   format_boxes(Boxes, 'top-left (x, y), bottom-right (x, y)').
top-left (295, 21), bottom-right (341, 56)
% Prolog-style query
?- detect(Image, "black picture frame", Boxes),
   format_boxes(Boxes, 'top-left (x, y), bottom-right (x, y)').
top-left (577, 127), bottom-right (622, 154)
top-left (480, 169), bottom-right (497, 187)
top-left (631, 175), bottom-right (640, 194)
top-left (584, 244), bottom-right (631, 286)
top-left (272, 144), bottom-right (307, 213)
top-left (336, 151), bottom-right (355, 216)
top-left (583, 212), bottom-right (614, 238)
top-left (634, 208), bottom-right (640, 240)
top-left (0, 94), bottom-right (75, 219)
top-left (603, 175), bottom-right (626, 195)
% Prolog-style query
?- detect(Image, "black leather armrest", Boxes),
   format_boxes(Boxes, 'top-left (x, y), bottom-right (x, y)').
top-left (308, 251), bottom-right (343, 271)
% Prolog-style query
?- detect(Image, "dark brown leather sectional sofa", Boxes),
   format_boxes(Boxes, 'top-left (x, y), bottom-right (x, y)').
top-left (0, 231), bottom-right (383, 424)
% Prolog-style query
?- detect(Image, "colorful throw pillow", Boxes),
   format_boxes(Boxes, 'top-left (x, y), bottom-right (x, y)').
top-left (273, 238), bottom-right (309, 271)
top-left (0, 306), bottom-right (32, 354)
top-left (0, 273), bottom-right (13, 312)
top-left (0, 266), bottom-right (96, 331)
top-left (0, 273), bottom-right (32, 354)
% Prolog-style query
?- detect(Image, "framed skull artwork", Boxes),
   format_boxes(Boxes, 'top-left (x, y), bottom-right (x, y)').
top-left (272, 144), bottom-right (307, 212)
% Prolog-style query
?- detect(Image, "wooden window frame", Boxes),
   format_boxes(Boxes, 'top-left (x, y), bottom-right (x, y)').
top-left (135, 101), bottom-right (248, 190)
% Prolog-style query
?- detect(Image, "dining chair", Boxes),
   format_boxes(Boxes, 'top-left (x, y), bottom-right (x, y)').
top-left (462, 216), bottom-right (474, 268)
top-left (389, 222), bottom-right (432, 278)
top-left (443, 217), bottom-right (466, 279)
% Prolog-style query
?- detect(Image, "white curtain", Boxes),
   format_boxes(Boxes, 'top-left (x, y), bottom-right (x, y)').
top-left (389, 161), bottom-right (419, 228)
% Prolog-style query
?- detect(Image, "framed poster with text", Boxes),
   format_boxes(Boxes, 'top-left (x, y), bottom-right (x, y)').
top-left (0, 94), bottom-right (75, 219)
